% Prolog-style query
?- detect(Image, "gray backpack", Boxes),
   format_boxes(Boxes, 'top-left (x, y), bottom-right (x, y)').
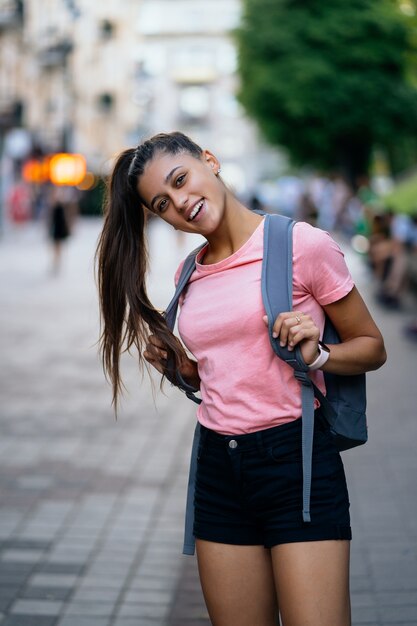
top-left (164, 213), bottom-right (367, 555)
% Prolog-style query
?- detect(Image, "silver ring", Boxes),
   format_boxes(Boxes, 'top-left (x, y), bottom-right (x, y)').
top-left (295, 315), bottom-right (301, 324)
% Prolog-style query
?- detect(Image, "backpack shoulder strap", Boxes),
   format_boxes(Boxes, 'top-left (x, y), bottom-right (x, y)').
top-left (262, 214), bottom-right (309, 371)
top-left (164, 243), bottom-right (205, 328)
top-left (262, 213), bottom-right (314, 523)
top-left (163, 243), bottom-right (206, 403)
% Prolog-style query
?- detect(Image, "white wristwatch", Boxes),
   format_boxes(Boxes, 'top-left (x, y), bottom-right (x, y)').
top-left (308, 342), bottom-right (330, 371)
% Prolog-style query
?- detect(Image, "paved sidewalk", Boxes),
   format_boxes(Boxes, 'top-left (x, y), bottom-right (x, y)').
top-left (0, 217), bottom-right (416, 626)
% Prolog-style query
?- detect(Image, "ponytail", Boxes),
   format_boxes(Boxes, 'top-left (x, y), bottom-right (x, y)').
top-left (96, 146), bottom-right (185, 411)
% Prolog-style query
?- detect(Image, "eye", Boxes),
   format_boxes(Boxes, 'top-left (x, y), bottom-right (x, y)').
top-left (157, 198), bottom-right (168, 212)
top-left (175, 174), bottom-right (186, 186)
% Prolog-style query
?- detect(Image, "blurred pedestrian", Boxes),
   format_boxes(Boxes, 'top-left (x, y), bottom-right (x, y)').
top-left (96, 132), bottom-right (386, 626)
top-left (369, 211), bottom-right (415, 309)
top-left (47, 186), bottom-right (71, 274)
top-left (403, 318), bottom-right (417, 341)
top-left (248, 193), bottom-right (263, 212)
top-left (6, 178), bottom-right (32, 225)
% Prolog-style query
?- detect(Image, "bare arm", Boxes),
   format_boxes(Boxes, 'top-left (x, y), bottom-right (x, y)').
top-left (266, 286), bottom-right (387, 375)
top-left (321, 286), bottom-right (386, 375)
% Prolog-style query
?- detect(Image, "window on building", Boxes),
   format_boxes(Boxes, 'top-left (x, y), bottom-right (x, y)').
top-left (99, 19), bottom-right (115, 40)
top-left (97, 93), bottom-right (114, 113)
top-left (178, 85), bottom-right (210, 121)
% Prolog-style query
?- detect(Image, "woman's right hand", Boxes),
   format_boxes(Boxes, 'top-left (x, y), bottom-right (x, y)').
top-left (144, 335), bottom-right (200, 388)
top-left (144, 334), bottom-right (168, 375)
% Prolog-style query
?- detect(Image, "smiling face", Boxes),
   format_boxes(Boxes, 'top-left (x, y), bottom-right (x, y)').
top-left (137, 149), bottom-right (226, 234)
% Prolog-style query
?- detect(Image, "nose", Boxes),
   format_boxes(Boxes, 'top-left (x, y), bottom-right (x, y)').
top-left (174, 192), bottom-right (188, 213)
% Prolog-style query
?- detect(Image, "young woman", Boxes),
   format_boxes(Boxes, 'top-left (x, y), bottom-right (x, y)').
top-left (96, 132), bottom-right (386, 626)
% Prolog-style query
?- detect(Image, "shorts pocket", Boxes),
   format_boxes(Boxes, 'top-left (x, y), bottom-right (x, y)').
top-left (266, 440), bottom-right (302, 464)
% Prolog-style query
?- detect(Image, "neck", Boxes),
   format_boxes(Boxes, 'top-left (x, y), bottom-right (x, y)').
top-left (203, 194), bottom-right (263, 264)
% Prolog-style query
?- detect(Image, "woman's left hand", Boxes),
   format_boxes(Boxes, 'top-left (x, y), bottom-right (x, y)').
top-left (263, 312), bottom-right (320, 366)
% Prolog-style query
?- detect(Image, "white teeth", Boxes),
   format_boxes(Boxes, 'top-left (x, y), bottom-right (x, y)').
top-left (189, 200), bottom-right (204, 221)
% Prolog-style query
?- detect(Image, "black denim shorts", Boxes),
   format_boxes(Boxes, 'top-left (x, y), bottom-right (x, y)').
top-left (194, 416), bottom-right (352, 548)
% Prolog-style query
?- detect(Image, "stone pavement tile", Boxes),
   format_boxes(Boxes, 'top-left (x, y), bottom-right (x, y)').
top-left (350, 574), bottom-right (373, 594)
top-left (350, 592), bottom-right (377, 608)
top-left (28, 574), bottom-right (78, 588)
top-left (1, 549), bottom-right (46, 563)
top-left (349, 558), bottom-right (368, 577)
top-left (75, 575), bottom-right (125, 590)
top-left (128, 575), bottom-right (179, 592)
top-left (60, 529), bottom-right (101, 543)
top-left (167, 556), bottom-right (207, 625)
top-left (0, 589), bottom-right (19, 603)
top-left (169, 621), bottom-right (210, 626)
top-left (0, 617), bottom-right (57, 626)
top-left (24, 502), bottom-right (74, 523)
top-left (70, 587), bottom-right (120, 602)
top-left (87, 547), bottom-right (136, 561)
top-left (37, 562), bottom-right (85, 575)
top-left (88, 556), bottom-right (135, 571)
top-left (9, 599), bottom-right (63, 615)
top-left (62, 601), bottom-right (115, 617)
top-left (170, 600), bottom-right (210, 622)
top-left (351, 605), bottom-right (379, 624)
top-left (100, 530), bottom-right (148, 548)
top-left (170, 618), bottom-right (210, 625)
top-left (58, 619), bottom-right (110, 626)
top-left (0, 561), bottom-right (35, 574)
top-left (0, 599), bottom-right (12, 612)
top-left (373, 576), bottom-right (417, 592)
top-left (0, 567), bottom-right (34, 586)
top-left (16, 525), bottom-right (64, 542)
top-left (122, 589), bottom-right (173, 604)
top-left (87, 560), bottom-right (135, 575)
top-left (112, 617), bottom-right (161, 626)
top-left (140, 549), bottom-right (183, 566)
top-left (45, 548), bottom-right (93, 564)
top-left (130, 563), bottom-right (180, 579)
top-left (20, 587), bottom-right (72, 601)
top-left (116, 602), bottom-right (170, 619)
top-left (380, 605), bottom-right (417, 623)
top-left (1, 540), bottom-right (51, 551)
top-left (0, 513), bottom-right (25, 539)
top-left (17, 476), bottom-right (54, 490)
top-left (376, 591), bottom-right (417, 606)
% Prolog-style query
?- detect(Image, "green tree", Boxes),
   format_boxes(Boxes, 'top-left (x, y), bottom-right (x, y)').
top-left (236, 0), bottom-right (417, 187)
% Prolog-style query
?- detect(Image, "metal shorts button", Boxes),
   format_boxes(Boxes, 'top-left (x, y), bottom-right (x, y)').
top-left (228, 440), bottom-right (238, 449)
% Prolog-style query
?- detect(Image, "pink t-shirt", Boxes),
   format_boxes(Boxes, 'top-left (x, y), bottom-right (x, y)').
top-left (175, 219), bottom-right (354, 435)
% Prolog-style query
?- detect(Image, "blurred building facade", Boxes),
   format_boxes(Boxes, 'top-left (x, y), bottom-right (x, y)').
top-left (0, 0), bottom-right (282, 202)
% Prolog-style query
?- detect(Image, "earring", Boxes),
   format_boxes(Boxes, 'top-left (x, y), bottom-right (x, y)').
top-left (216, 167), bottom-right (221, 176)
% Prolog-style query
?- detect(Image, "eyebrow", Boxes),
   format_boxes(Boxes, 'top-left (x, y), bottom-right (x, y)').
top-left (150, 166), bottom-right (183, 210)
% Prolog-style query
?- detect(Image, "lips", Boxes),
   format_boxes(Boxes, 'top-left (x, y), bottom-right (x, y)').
top-left (187, 199), bottom-right (204, 222)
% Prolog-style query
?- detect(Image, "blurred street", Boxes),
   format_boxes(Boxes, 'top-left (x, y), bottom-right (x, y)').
top-left (0, 217), bottom-right (416, 626)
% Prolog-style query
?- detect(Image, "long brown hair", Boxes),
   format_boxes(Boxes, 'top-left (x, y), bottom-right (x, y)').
top-left (96, 132), bottom-right (203, 410)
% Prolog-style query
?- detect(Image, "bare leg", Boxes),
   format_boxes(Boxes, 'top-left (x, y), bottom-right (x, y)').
top-left (272, 540), bottom-right (351, 626)
top-left (196, 539), bottom-right (278, 626)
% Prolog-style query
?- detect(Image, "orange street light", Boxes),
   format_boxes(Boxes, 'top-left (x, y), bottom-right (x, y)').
top-left (49, 153), bottom-right (87, 186)
top-left (22, 158), bottom-right (49, 183)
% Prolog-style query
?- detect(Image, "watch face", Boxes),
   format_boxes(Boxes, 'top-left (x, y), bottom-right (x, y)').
top-left (319, 341), bottom-right (330, 353)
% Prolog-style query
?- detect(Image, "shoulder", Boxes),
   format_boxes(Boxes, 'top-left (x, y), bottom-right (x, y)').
top-left (292, 221), bottom-right (354, 303)
top-left (293, 220), bottom-right (340, 255)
